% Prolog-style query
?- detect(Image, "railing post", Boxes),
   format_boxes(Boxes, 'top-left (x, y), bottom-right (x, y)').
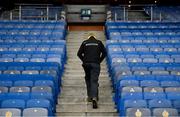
top-left (19, 5), bottom-right (22, 20)
top-left (115, 12), bottom-right (117, 21)
top-left (55, 13), bottom-right (58, 21)
top-left (159, 12), bottom-right (162, 21)
top-left (47, 5), bottom-right (49, 20)
top-left (123, 6), bottom-right (126, 21)
top-left (41, 11), bottom-right (43, 20)
top-left (126, 7), bottom-right (128, 21)
top-left (10, 11), bottom-right (13, 20)
top-left (151, 6), bottom-right (153, 21)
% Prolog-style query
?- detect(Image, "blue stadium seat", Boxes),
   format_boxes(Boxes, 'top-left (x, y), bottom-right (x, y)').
top-left (14, 80), bottom-right (34, 87)
top-left (1, 99), bottom-right (26, 109)
top-left (166, 92), bottom-right (180, 100)
top-left (26, 99), bottom-right (54, 116)
top-left (0, 81), bottom-right (13, 87)
top-left (148, 99), bottom-right (172, 109)
top-left (161, 81), bottom-right (180, 87)
top-left (140, 80), bottom-right (160, 87)
top-left (144, 87), bottom-right (166, 100)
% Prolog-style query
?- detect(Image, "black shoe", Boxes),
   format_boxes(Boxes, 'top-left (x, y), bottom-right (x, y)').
top-left (92, 99), bottom-right (98, 109)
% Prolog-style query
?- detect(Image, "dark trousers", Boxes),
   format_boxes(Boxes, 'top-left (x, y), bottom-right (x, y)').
top-left (82, 63), bottom-right (100, 99)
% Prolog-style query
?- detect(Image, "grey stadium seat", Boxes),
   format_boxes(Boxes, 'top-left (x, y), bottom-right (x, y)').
top-left (31, 86), bottom-right (52, 93)
top-left (153, 108), bottom-right (178, 117)
top-left (165, 87), bottom-right (180, 93)
top-left (22, 70), bottom-right (39, 75)
top-left (40, 70), bottom-right (57, 78)
top-left (0, 108), bottom-right (21, 116)
top-left (122, 86), bottom-right (142, 93)
top-left (126, 108), bottom-right (151, 117)
top-left (127, 58), bottom-right (142, 63)
top-left (0, 86), bottom-right (8, 93)
top-left (0, 58), bottom-right (13, 62)
top-left (133, 71), bottom-right (151, 75)
top-left (152, 71), bottom-right (169, 75)
top-left (143, 58), bottom-right (158, 63)
top-left (46, 57), bottom-right (61, 64)
top-left (23, 108), bottom-right (48, 117)
top-left (10, 86), bottom-right (30, 93)
top-left (30, 58), bottom-right (46, 62)
top-left (144, 87), bottom-right (164, 92)
top-left (14, 58), bottom-right (29, 62)
top-left (3, 70), bottom-right (21, 74)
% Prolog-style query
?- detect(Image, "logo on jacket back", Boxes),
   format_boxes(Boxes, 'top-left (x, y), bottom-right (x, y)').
top-left (85, 43), bottom-right (98, 46)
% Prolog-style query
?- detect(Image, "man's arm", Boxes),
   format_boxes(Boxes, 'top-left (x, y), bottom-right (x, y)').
top-left (77, 42), bottom-right (84, 62)
top-left (99, 41), bottom-right (107, 63)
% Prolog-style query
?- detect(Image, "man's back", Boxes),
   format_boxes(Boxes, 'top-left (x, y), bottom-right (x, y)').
top-left (77, 36), bottom-right (106, 64)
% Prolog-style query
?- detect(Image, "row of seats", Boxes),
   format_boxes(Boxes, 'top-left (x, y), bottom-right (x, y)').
top-left (0, 20), bottom-right (66, 116)
top-left (0, 108), bottom-right (49, 117)
top-left (106, 22), bottom-right (180, 28)
top-left (0, 37), bottom-right (65, 43)
top-left (106, 21), bottom-right (180, 117)
top-left (108, 35), bottom-right (180, 40)
top-left (125, 107), bottom-right (179, 117)
top-left (109, 31), bottom-right (180, 37)
top-left (0, 20), bottom-right (65, 25)
top-left (0, 98), bottom-right (54, 113)
top-left (0, 75), bottom-right (57, 116)
top-left (115, 77), bottom-right (180, 116)
top-left (0, 20), bottom-right (66, 39)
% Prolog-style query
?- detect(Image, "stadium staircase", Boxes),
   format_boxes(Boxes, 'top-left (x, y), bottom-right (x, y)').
top-left (56, 31), bottom-right (118, 116)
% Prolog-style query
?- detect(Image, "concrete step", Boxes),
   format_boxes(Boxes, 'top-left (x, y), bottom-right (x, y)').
top-left (66, 60), bottom-right (107, 65)
top-left (65, 62), bottom-right (107, 65)
top-left (63, 74), bottom-right (109, 78)
top-left (63, 70), bottom-right (108, 74)
top-left (63, 74), bottom-right (109, 79)
top-left (62, 77), bottom-right (111, 81)
top-left (65, 64), bottom-right (107, 68)
top-left (58, 94), bottom-right (113, 99)
top-left (56, 104), bottom-right (116, 113)
top-left (67, 39), bottom-right (106, 41)
top-left (56, 112), bottom-right (118, 117)
top-left (64, 70), bottom-right (108, 74)
top-left (61, 83), bottom-right (112, 89)
top-left (62, 76), bottom-right (110, 80)
top-left (58, 96), bottom-right (114, 105)
top-left (62, 78), bottom-right (111, 82)
top-left (65, 66), bottom-right (108, 69)
top-left (60, 87), bottom-right (112, 97)
top-left (67, 36), bottom-right (106, 38)
top-left (65, 64), bottom-right (107, 69)
top-left (64, 67), bottom-right (108, 71)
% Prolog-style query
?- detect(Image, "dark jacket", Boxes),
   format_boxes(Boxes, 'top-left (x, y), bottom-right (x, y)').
top-left (77, 36), bottom-right (107, 64)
